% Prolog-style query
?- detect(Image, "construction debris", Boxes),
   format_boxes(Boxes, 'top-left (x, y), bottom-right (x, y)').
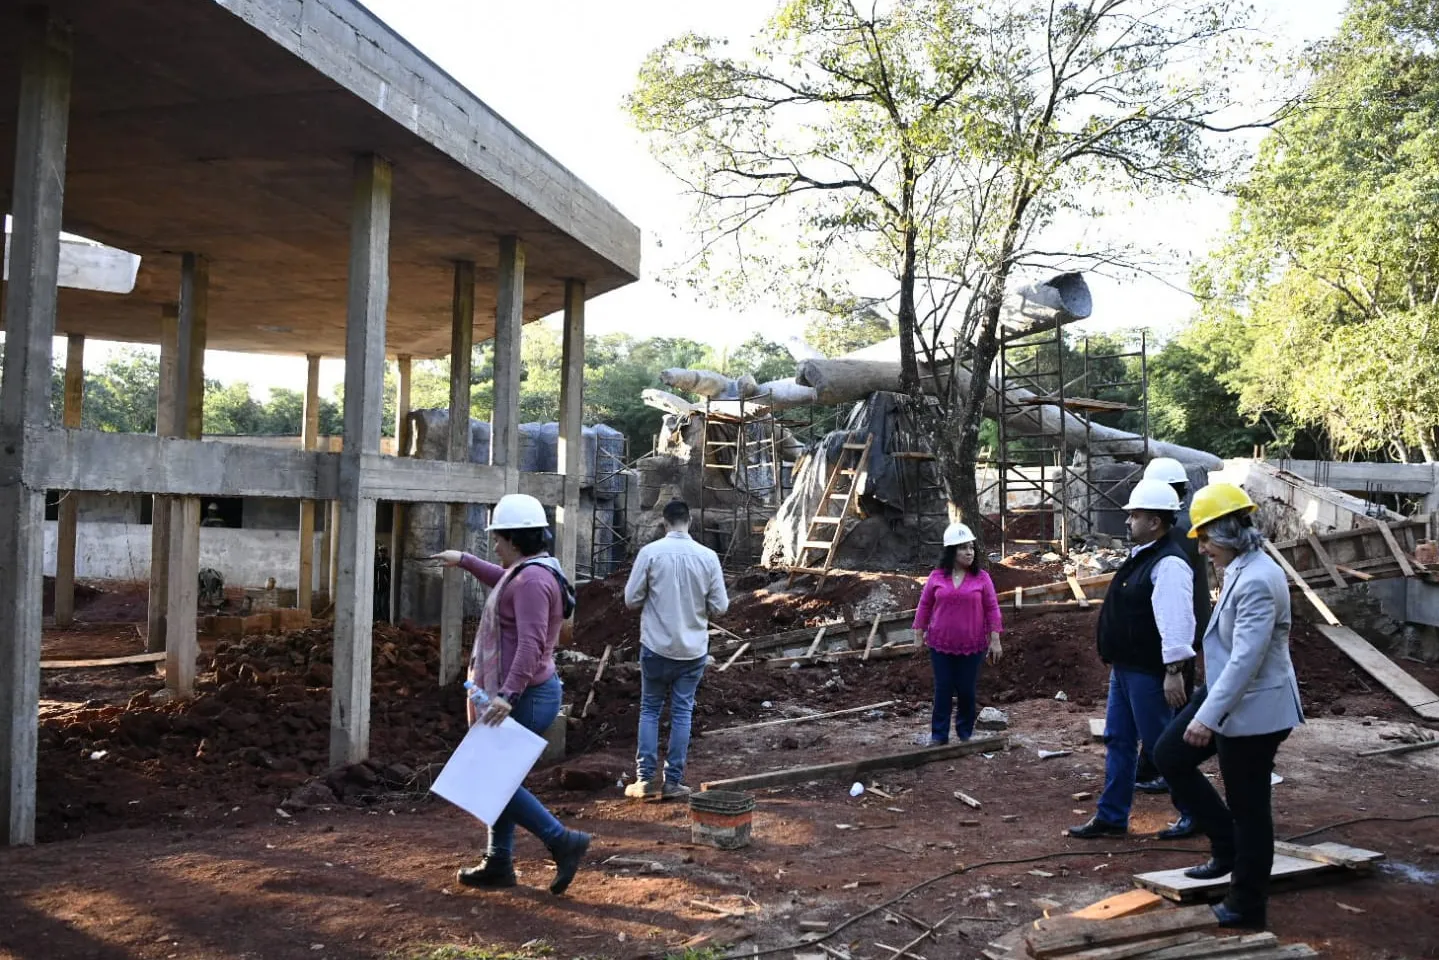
top-left (1135, 841), bottom-right (1384, 902)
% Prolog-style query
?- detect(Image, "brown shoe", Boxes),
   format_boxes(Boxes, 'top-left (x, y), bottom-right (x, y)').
top-left (623, 779), bottom-right (660, 800)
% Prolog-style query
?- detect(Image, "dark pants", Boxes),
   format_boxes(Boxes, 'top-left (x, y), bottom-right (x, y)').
top-left (1137, 663), bottom-right (1195, 784)
top-left (1098, 668), bottom-right (1192, 826)
top-left (929, 648), bottom-right (985, 743)
top-left (1155, 686), bottom-right (1290, 917)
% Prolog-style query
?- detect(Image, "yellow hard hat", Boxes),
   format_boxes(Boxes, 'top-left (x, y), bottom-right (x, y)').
top-left (1187, 482), bottom-right (1257, 537)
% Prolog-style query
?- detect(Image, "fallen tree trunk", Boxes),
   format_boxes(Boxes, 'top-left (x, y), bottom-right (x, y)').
top-left (796, 355), bottom-right (1221, 470)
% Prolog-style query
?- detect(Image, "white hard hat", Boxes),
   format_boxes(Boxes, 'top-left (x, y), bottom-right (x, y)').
top-left (1143, 457), bottom-right (1189, 485)
top-left (943, 522), bottom-right (976, 547)
top-left (486, 494), bottom-right (549, 531)
top-left (1124, 478), bottom-right (1182, 512)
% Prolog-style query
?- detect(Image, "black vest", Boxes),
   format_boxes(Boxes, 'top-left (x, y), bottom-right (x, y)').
top-left (1097, 536), bottom-right (1188, 675)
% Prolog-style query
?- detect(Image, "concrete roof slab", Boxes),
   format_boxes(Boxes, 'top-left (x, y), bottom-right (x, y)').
top-left (0, 0), bottom-right (641, 358)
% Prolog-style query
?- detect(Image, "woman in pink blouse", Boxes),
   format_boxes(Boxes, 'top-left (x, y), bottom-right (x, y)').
top-left (912, 522), bottom-right (1003, 744)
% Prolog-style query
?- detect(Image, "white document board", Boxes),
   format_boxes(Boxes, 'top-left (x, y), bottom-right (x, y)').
top-left (430, 718), bottom-right (547, 825)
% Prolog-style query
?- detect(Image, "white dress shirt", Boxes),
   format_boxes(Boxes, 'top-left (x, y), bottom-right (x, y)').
top-left (1131, 539), bottom-right (1197, 666)
top-left (623, 530), bottom-right (730, 661)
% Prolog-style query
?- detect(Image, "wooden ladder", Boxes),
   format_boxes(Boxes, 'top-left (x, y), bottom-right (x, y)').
top-left (787, 433), bottom-right (874, 591)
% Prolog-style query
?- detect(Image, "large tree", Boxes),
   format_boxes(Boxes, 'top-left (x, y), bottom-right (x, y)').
top-left (1194, 0), bottom-right (1439, 462)
top-left (630, 0), bottom-right (1269, 538)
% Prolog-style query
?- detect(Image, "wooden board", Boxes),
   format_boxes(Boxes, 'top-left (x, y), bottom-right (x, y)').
top-left (699, 735), bottom-right (1007, 793)
top-left (1134, 842), bottom-right (1384, 902)
top-left (1134, 933), bottom-right (1281, 960)
top-left (1264, 541), bottom-right (1339, 626)
top-left (1272, 840), bottom-right (1384, 870)
top-left (1024, 904), bottom-right (1218, 958)
top-left (1060, 932), bottom-right (1209, 960)
top-left (1304, 533), bottom-right (1347, 589)
top-left (1068, 890), bottom-right (1165, 921)
top-left (40, 651), bottom-right (165, 670)
top-left (704, 701), bottom-right (900, 736)
top-left (1315, 624), bottom-right (1439, 720)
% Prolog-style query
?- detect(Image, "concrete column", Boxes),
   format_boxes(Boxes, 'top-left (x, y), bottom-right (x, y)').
top-left (556, 280), bottom-right (586, 578)
top-left (440, 262), bottom-right (475, 685)
top-left (165, 253), bottom-right (208, 697)
top-left (330, 154), bottom-right (392, 768)
top-left (388, 354), bottom-right (411, 624)
top-left (491, 236), bottom-right (524, 495)
top-left (146, 305), bottom-right (179, 652)
top-left (298, 354), bottom-right (321, 614)
top-left (327, 494), bottom-right (340, 601)
top-left (0, 6), bottom-right (71, 847)
top-left (53, 333), bottom-right (85, 627)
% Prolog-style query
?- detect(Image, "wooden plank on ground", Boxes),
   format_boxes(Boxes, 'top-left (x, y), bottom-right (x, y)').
top-left (1024, 904), bottom-right (1218, 958)
top-left (1272, 840), bottom-right (1384, 870)
top-left (1067, 575), bottom-right (1091, 608)
top-left (1303, 533), bottom-right (1348, 589)
top-left (1134, 933), bottom-right (1280, 960)
top-left (699, 735), bottom-right (1007, 793)
top-left (40, 651), bottom-right (165, 670)
top-left (1059, 931), bottom-right (1209, 960)
top-left (1356, 737), bottom-right (1439, 758)
top-left (1315, 624), bottom-right (1439, 720)
top-left (805, 626), bottom-right (828, 661)
top-left (1068, 890), bottom-right (1164, 921)
top-left (718, 642), bottom-right (750, 672)
top-left (1264, 541), bottom-right (1340, 626)
top-left (863, 614), bottom-right (881, 661)
top-left (1134, 842), bottom-right (1384, 902)
top-left (704, 701), bottom-right (899, 736)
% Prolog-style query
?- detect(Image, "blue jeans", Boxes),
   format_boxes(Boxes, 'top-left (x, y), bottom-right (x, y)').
top-left (636, 646), bottom-right (707, 786)
top-left (930, 648), bottom-right (985, 743)
top-left (1098, 667), bottom-right (1192, 827)
top-left (488, 674), bottom-right (567, 859)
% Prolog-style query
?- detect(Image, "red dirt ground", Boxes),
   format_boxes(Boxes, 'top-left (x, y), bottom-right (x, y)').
top-left (9, 566), bottom-right (1439, 960)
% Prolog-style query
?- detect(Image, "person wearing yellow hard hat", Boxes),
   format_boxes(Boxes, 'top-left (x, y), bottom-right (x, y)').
top-left (1153, 482), bottom-right (1304, 931)
top-left (435, 493), bottom-right (589, 896)
top-left (1068, 478), bottom-right (1197, 842)
top-left (912, 522), bottom-right (1003, 746)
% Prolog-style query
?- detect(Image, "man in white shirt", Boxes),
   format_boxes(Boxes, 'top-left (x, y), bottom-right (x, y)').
top-left (1069, 478), bottom-right (1198, 840)
top-left (622, 500), bottom-right (730, 800)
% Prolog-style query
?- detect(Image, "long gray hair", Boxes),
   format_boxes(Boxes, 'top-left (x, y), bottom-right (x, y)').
top-left (1201, 513), bottom-right (1265, 553)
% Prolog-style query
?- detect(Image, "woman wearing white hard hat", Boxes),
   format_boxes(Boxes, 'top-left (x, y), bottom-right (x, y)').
top-left (435, 493), bottom-right (589, 895)
top-left (911, 521), bottom-right (1003, 745)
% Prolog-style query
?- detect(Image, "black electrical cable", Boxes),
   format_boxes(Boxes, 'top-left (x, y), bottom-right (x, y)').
top-left (729, 813), bottom-right (1439, 959)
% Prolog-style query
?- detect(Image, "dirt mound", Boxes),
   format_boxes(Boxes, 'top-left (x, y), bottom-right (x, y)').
top-left (41, 577), bottom-right (125, 619)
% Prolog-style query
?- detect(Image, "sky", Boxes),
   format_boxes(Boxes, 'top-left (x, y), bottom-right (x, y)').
top-left (44, 0), bottom-right (1347, 398)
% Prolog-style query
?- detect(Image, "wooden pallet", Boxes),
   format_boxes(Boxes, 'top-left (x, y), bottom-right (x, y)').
top-left (1134, 841), bottom-right (1383, 903)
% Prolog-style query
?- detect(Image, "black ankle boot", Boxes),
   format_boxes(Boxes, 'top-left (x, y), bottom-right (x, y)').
top-left (1183, 858), bottom-right (1234, 880)
top-left (1213, 902), bottom-right (1266, 930)
top-left (456, 856), bottom-right (516, 889)
top-left (548, 830), bottom-right (591, 895)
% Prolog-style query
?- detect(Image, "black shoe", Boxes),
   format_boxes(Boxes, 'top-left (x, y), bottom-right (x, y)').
top-left (1183, 858), bottom-right (1234, 880)
top-left (1212, 902), bottom-right (1266, 930)
top-left (548, 830), bottom-right (591, 895)
top-left (1067, 817), bottom-right (1127, 839)
top-left (456, 856), bottom-right (516, 890)
top-left (1135, 777), bottom-right (1170, 794)
top-left (1156, 816), bottom-right (1198, 840)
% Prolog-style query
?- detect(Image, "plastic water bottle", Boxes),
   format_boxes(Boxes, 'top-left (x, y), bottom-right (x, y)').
top-left (463, 680), bottom-right (490, 707)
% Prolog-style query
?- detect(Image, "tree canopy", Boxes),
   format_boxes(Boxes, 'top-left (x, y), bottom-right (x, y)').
top-left (1194, 0), bottom-right (1439, 462)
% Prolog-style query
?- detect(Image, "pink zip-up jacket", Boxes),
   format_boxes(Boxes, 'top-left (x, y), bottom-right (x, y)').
top-left (459, 553), bottom-right (561, 700)
top-left (912, 567), bottom-right (1003, 656)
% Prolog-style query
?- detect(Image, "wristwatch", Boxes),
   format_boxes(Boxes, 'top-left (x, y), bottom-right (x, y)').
top-left (1165, 660), bottom-right (1190, 676)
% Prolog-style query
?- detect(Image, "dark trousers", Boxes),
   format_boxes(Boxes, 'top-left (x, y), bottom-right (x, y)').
top-left (1155, 686), bottom-right (1290, 916)
top-left (929, 648), bottom-right (985, 743)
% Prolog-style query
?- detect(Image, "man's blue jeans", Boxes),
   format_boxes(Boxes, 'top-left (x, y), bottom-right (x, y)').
top-left (636, 646), bottom-right (707, 786)
top-left (930, 648), bottom-right (986, 743)
top-left (1098, 667), bottom-right (1193, 827)
top-left (487, 674), bottom-right (567, 859)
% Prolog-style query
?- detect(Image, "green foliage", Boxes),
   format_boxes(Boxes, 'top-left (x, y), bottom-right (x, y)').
top-left (803, 300), bottom-right (893, 358)
top-left (80, 348), bottom-right (161, 434)
top-left (1197, 0), bottom-right (1439, 459)
top-left (725, 333), bottom-right (794, 384)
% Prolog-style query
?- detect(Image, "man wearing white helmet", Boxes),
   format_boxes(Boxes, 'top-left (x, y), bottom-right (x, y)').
top-left (1134, 457), bottom-right (1212, 796)
top-left (1069, 478), bottom-right (1197, 841)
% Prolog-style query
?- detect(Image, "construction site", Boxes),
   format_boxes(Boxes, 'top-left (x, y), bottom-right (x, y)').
top-left (3, 2), bottom-right (1439, 960)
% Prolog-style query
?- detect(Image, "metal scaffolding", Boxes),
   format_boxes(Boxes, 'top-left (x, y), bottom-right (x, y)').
top-left (990, 329), bottom-right (1150, 557)
top-left (583, 435), bottom-right (632, 580)
top-left (698, 393), bottom-right (790, 570)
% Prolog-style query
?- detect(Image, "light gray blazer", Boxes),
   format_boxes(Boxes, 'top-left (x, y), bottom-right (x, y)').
top-left (1194, 548), bottom-right (1305, 736)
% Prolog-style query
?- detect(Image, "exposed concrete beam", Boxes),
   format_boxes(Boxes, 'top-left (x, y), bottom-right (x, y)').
top-left (53, 334), bottom-right (85, 627)
top-left (491, 236), bottom-right (524, 495)
top-left (1264, 460), bottom-right (1439, 496)
top-left (441, 262), bottom-right (475, 685)
top-left (331, 153), bottom-right (391, 769)
top-left (298, 353), bottom-right (322, 615)
top-left (556, 279), bottom-right (585, 578)
top-left (3, 233), bottom-right (140, 294)
top-left (389, 353), bottom-right (411, 626)
top-left (0, 5), bottom-right (72, 848)
top-left (146, 305), bottom-right (179, 653)
top-left (166, 253), bottom-right (209, 698)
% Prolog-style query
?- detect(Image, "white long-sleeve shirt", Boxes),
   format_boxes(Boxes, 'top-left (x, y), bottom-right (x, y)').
top-left (1131, 539), bottom-right (1198, 666)
top-left (624, 531), bottom-right (730, 661)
